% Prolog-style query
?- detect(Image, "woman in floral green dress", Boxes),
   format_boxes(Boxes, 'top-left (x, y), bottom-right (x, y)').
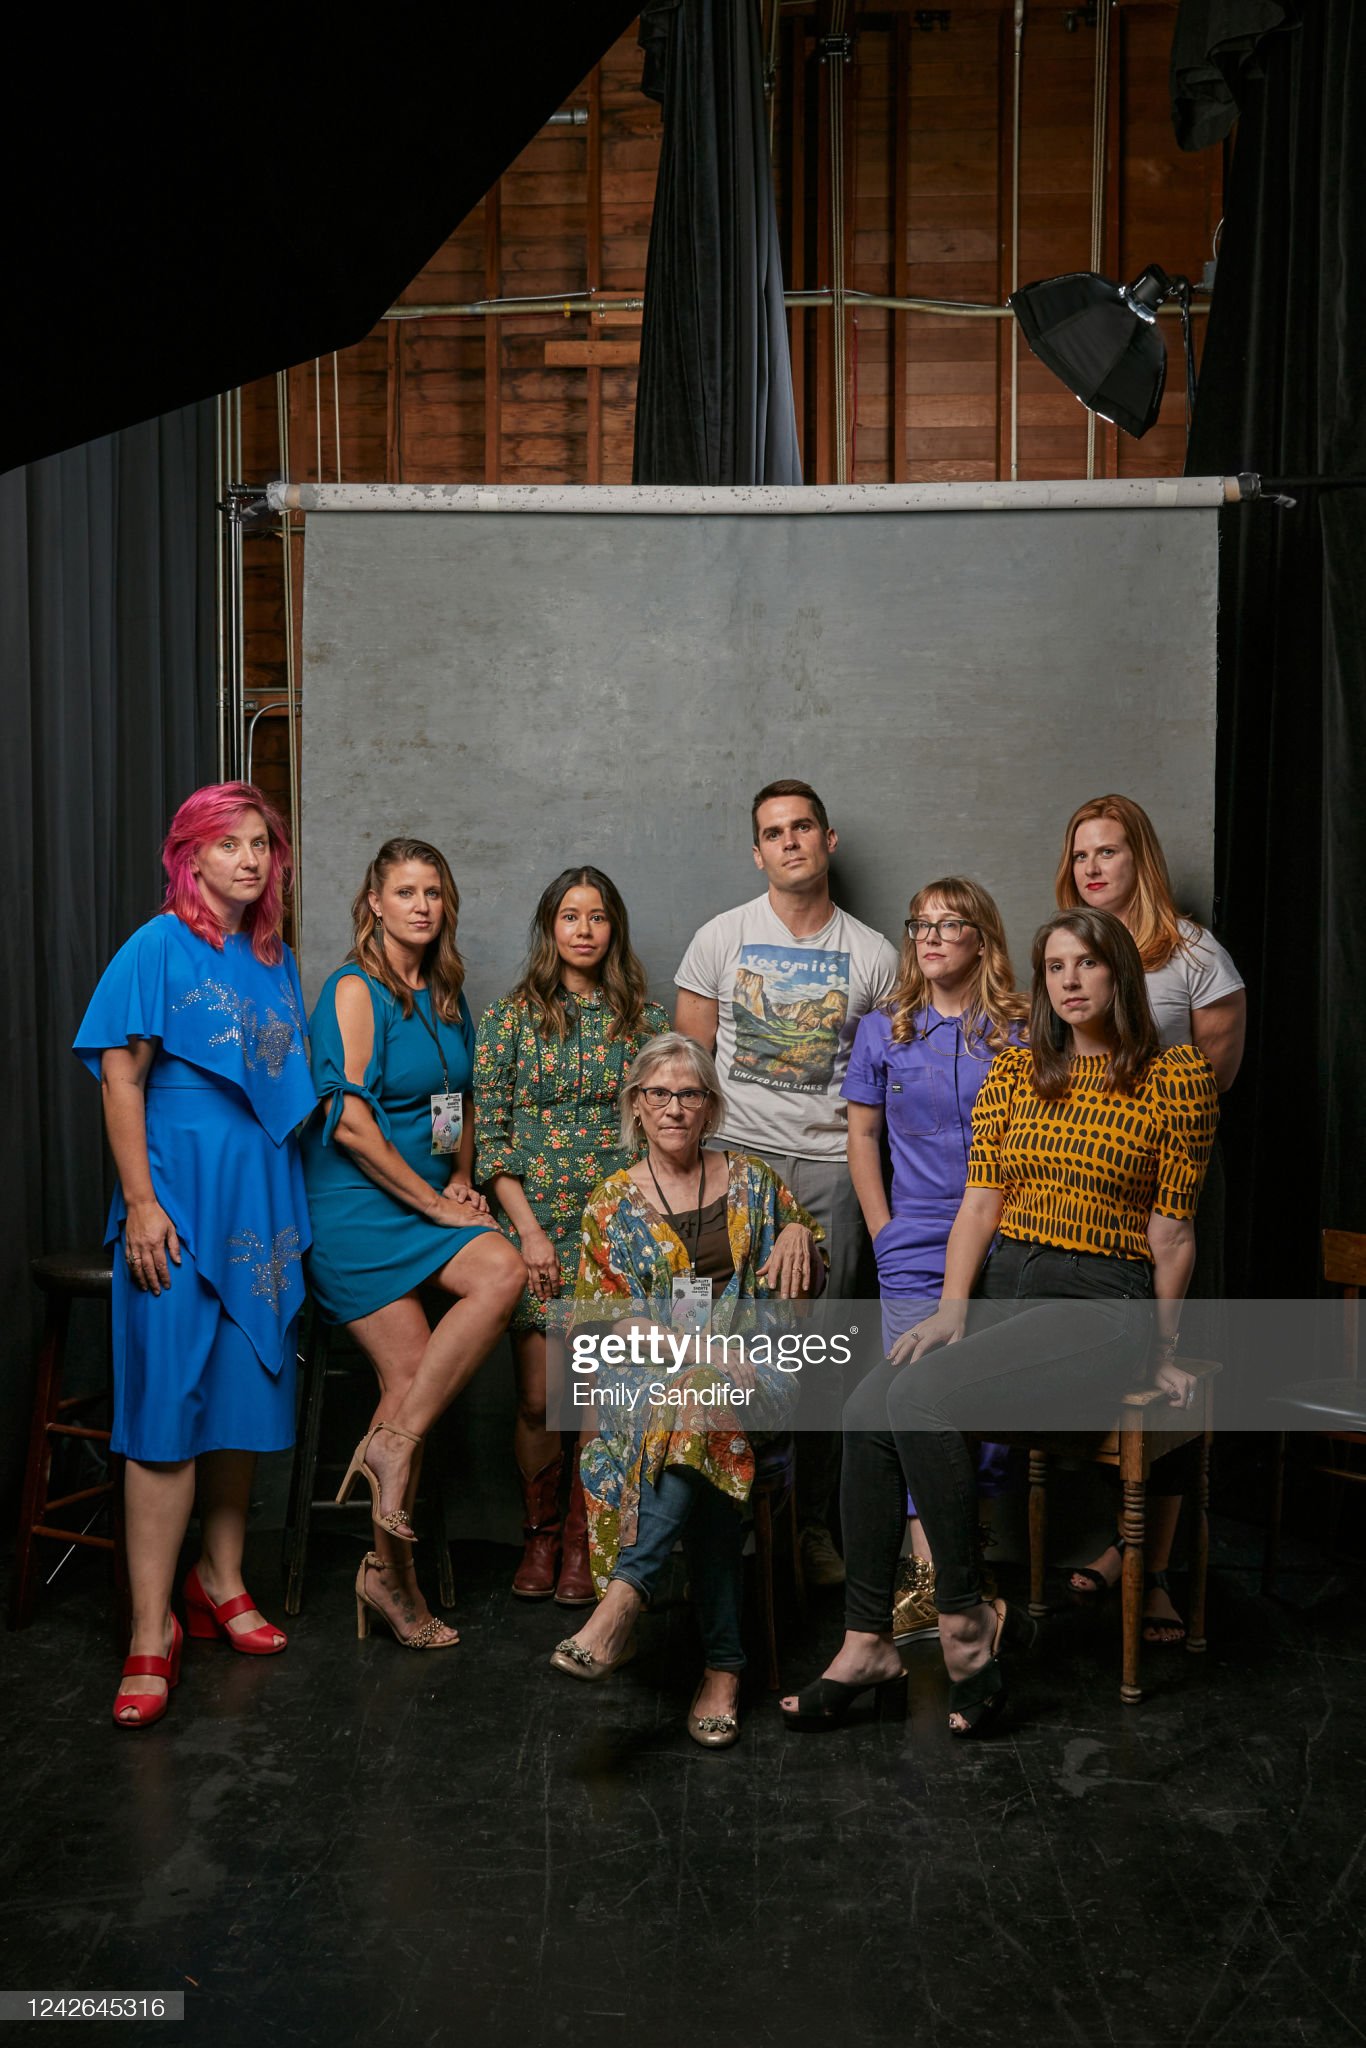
top-left (474, 867), bottom-right (667, 1604)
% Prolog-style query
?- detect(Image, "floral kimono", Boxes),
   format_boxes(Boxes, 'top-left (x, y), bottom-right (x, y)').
top-left (573, 1151), bottom-right (825, 1597)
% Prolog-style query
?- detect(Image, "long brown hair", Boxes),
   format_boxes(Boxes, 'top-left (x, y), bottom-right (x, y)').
top-left (1029, 908), bottom-right (1159, 1099)
top-left (1054, 794), bottom-right (1194, 972)
top-left (513, 866), bottom-right (650, 1041)
top-left (349, 838), bottom-right (465, 1022)
top-left (886, 876), bottom-right (1028, 1054)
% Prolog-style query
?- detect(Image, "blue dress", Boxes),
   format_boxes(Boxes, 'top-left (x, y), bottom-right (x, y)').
top-left (73, 915), bottom-right (317, 1462)
top-left (301, 966), bottom-right (489, 1323)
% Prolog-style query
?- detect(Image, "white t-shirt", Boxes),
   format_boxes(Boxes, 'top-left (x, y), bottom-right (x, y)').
top-left (676, 895), bottom-right (899, 1160)
top-left (1145, 919), bottom-right (1244, 1048)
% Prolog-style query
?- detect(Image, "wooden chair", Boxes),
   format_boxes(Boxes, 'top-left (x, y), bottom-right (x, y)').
top-left (750, 1433), bottom-right (807, 1690)
top-left (1262, 1229), bottom-right (1366, 1595)
top-left (9, 1251), bottom-right (128, 1641)
top-left (283, 1305), bottom-right (457, 1615)
top-left (1022, 1354), bottom-right (1220, 1703)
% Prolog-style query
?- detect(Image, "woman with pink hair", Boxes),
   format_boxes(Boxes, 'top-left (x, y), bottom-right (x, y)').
top-left (74, 783), bottom-right (317, 1728)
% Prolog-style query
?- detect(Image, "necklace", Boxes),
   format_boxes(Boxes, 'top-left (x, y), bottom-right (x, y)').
top-left (645, 1150), bottom-right (707, 1268)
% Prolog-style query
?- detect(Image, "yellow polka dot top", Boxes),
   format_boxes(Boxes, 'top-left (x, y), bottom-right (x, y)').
top-left (965, 1042), bottom-right (1219, 1263)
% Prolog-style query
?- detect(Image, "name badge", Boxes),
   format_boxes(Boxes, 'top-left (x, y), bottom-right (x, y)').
top-left (430, 1092), bottom-right (463, 1156)
top-left (671, 1273), bottom-right (712, 1334)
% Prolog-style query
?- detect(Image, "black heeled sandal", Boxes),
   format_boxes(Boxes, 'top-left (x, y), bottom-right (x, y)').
top-left (1068, 1531), bottom-right (1125, 1599)
top-left (946, 1599), bottom-right (1037, 1740)
top-left (779, 1669), bottom-right (908, 1733)
top-left (1142, 1568), bottom-right (1187, 1646)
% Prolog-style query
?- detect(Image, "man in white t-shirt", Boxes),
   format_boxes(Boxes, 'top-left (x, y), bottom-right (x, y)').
top-left (675, 779), bottom-right (899, 1583)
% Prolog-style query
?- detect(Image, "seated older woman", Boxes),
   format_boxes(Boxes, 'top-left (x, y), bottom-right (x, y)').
top-left (548, 1033), bottom-right (824, 1747)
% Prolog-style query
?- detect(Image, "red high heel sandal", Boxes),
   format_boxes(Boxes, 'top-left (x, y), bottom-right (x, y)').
top-left (112, 1614), bottom-right (183, 1729)
top-left (183, 1565), bottom-right (288, 1655)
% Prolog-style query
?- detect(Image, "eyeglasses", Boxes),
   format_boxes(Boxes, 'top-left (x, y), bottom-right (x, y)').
top-left (905, 917), bottom-right (979, 942)
top-left (638, 1086), bottom-right (711, 1110)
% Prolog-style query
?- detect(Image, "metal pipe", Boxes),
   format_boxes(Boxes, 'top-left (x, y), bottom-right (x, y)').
top-left (270, 476), bottom-right (1254, 515)
top-left (545, 108), bottom-right (588, 126)
top-left (243, 698), bottom-right (294, 787)
top-left (1010, 0), bottom-right (1025, 482)
top-left (214, 394), bottom-right (227, 779)
top-left (382, 286), bottom-right (1204, 323)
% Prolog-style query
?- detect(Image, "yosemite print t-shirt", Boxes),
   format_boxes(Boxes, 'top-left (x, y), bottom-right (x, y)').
top-left (676, 897), bottom-right (898, 1161)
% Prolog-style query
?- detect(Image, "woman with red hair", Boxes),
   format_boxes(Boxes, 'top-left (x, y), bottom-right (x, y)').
top-left (74, 783), bottom-right (317, 1727)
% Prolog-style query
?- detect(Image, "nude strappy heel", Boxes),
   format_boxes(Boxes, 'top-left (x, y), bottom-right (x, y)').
top-left (335, 1421), bottom-right (422, 1542)
top-left (354, 1553), bottom-right (458, 1649)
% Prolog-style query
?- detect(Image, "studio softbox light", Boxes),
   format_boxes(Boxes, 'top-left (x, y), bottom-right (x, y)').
top-left (1008, 264), bottom-right (1182, 439)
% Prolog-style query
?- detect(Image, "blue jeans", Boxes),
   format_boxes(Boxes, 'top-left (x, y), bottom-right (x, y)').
top-left (612, 1468), bottom-right (747, 1672)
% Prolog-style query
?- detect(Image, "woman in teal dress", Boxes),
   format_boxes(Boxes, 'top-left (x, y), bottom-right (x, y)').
top-left (74, 782), bottom-right (317, 1729)
top-left (474, 865), bottom-right (667, 1605)
top-left (302, 838), bottom-right (524, 1650)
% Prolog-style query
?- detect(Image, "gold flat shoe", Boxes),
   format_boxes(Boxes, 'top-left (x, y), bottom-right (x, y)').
top-left (548, 1634), bottom-right (637, 1683)
top-left (686, 1680), bottom-right (741, 1749)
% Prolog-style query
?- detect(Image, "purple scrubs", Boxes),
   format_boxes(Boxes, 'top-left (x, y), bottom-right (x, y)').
top-left (843, 1004), bottom-right (1019, 1499)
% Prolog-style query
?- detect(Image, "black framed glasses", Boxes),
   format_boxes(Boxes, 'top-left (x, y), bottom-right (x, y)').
top-left (905, 917), bottom-right (979, 942)
top-left (639, 1086), bottom-right (711, 1110)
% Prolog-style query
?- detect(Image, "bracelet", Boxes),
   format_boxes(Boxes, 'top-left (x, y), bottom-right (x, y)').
top-left (1154, 1332), bottom-right (1180, 1358)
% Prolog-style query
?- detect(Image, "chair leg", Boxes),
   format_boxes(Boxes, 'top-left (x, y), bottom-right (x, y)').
top-left (1119, 1477), bottom-right (1146, 1704)
top-left (1186, 1424), bottom-right (1212, 1655)
top-left (786, 1482), bottom-right (807, 1617)
top-left (8, 1294), bottom-right (69, 1631)
top-left (284, 1318), bottom-right (330, 1617)
top-left (753, 1489), bottom-right (779, 1692)
top-left (1261, 1429), bottom-right (1285, 1599)
top-left (1027, 1449), bottom-right (1048, 1618)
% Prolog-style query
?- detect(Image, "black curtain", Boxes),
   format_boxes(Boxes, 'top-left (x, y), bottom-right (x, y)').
top-left (1170, 1), bottom-right (1294, 151)
top-left (4, 9), bottom-right (638, 475)
top-left (0, 404), bottom-right (217, 1500)
top-left (633, 0), bottom-right (802, 485)
top-left (1184, 0), bottom-right (1366, 1293)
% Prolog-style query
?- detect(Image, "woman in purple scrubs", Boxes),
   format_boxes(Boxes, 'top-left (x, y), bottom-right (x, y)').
top-left (842, 878), bottom-right (1028, 1637)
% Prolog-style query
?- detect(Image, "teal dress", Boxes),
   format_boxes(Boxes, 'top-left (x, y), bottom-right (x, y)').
top-left (302, 966), bottom-right (488, 1322)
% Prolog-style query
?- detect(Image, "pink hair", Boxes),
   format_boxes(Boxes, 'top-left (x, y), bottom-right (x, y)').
top-left (161, 782), bottom-right (292, 964)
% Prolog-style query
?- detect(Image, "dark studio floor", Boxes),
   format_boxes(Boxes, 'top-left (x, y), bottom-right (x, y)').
top-left (3, 1510), bottom-right (1365, 2048)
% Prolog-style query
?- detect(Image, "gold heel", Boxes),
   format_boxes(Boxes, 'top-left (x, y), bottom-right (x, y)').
top-left (335, 1422), bottom-right (424, 1543)
top-left (353, 1551), bottom-right (459, 1652)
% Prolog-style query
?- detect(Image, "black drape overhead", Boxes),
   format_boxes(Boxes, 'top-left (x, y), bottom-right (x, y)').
top-left (1184, 0), bottom-right (1366, 1292)
top-left (0, 405), bottom-right (217, 1498)
top-left (633, 0), bottom-right (802, 485)
top-left (1170, 0), bottom-right (1295, 151)
top-left (3, 8), bottom-right (637, 475)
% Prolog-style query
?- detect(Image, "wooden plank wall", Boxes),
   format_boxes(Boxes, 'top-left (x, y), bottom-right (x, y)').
top-left (238, 1), bottom-right (1222, 812)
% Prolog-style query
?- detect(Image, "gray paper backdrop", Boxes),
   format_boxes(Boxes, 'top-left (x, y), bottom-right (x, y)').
top-left (299, 503), bottom-right (1218, 1012)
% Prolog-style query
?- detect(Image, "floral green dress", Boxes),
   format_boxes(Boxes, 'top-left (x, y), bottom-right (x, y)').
top-left (573, 1153), bottom-right (825, 1597)
top-left (473, 989), bottom-right (668, 1332)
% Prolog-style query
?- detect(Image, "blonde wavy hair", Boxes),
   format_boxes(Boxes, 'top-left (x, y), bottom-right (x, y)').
top-left (349, 837), bottom-right (466, 1023)
top-left (886, 876), bottom-right (1028, 1053)
top-left (1054, 794), bottom-right (1195, 973)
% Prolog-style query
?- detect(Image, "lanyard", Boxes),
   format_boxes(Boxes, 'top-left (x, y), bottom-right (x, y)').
top-left (411, 991), bottom-right (451, 1094)
top-left (646, 1151), bottom-right (707, 1272)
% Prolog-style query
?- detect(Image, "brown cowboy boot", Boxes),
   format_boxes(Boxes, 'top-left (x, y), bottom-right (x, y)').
top-left (554, 1451), bottom-right (594, 1608)
top-left (512, 1455), bottom-right (563, 1599)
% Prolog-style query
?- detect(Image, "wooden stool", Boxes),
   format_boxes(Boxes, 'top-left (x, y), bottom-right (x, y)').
top-left (1023, 1354), bottom-right (1220, 1703)
top-left (1263, 1229), bottom-right (1366, 1595)
top-left (283, 1307), bottom-right (457, 1616)
top-left (9, 1251), bottom-right (127, 1636)
top-left (751, 1433), bottom-right (807, 1691)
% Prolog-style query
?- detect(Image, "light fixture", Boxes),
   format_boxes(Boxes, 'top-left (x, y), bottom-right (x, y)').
top-left (1007, 264), bottom-right (1194, 439)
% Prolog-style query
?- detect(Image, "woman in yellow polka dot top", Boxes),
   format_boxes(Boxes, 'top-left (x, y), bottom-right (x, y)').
top-left (781, 907), bottom-right (1217, 1739)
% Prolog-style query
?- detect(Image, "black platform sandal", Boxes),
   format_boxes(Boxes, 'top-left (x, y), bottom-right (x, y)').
top-left (779, 1669), bottom-right (909, 1733)
top-left (946, 1599), bottom-right (1038, 1739)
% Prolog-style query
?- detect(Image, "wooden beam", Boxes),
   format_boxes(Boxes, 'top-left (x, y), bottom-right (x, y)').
top-left (545, 340), bottom-right (641, 366)
top-left (994, 8), bottom-right (1012, 481)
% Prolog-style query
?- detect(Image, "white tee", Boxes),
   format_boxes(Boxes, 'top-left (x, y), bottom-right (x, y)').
top-left (1145, 919), bottom-right (1244, 1048)
top-left (676, 895), bottom-right (899, 1161)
